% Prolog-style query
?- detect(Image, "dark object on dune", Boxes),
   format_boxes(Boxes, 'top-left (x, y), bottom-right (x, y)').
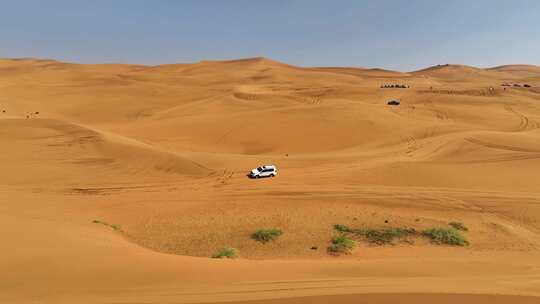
top-left (381, 84), bottom-right (408, 89)
top-left (387, 100), bottom-right (400, 106)
top-left (35, 111), bottom-right (39, 114)
top-left (524, 84), bottom-right (531, 88)
top-left (513, 84), bottom-right (521, 87)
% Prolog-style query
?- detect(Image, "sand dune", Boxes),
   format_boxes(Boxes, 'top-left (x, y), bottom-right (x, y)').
top-left (488, 64), bottom-right (540, 77)
top-left (0, 118), bottom-right (210, 186)
top-left (1, 57), bottom-right (540, 303)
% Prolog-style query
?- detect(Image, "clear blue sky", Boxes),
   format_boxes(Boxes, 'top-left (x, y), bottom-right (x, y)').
top-left (1, 0), bottom-right (539, 71)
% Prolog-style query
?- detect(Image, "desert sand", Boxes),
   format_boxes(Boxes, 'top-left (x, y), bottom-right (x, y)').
top-left (1, 57), bottom-right (540, 303)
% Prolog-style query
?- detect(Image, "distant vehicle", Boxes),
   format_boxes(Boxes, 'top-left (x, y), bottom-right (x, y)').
top-left (387, 100), bottom-right (400, 106)
top-left (381, 84), bottom-right (408, 89)
top-left (524, 84), bottom-right (531, 88)
top-left (249, 165), bottom-right (277, 178)
top-left (513, 84), bottom-right (521, 87)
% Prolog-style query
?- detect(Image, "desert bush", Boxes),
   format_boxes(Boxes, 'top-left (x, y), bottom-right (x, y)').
top-left (423, 228), bottom-right (469, 246)
top-left (328, 235), bottom-right (355, 254)
top-left (356, 228), bottom-right (416, 245)
top-left (334, 224), bottom-right (352, 233)
top-left (110, 224), bottom-right (121, 231)
top-left (252, 228), bottom-right (283, 243)
top-left (212, 247), bottom-right (237, 259)
top-left (448, 222), bottom-right (468, 231)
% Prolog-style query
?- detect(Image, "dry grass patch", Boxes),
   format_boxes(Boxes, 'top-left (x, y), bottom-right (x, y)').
top-left (423, 228), bottom-right (469, 246)
top-left (328, 235), bottom-right (355, 254)
top-left (333, 223), bottom-right (469, 247)
top-left (356, 228), bottom-right (417, 245)
top-left (251, 228), bottom-right (283, 244)
top-left (212, 247), bottom-right (238, 259)
top-left (448, 221), bottom-right (468, 231)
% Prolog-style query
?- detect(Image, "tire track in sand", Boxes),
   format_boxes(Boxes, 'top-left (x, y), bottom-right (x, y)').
top-left (504, 104), bottom-right (539, 131)
top-left (465, 137), bottom-right (540, 153)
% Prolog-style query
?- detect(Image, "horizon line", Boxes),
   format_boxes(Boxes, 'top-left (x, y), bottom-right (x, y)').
top-left (2, 56), bottom-right (539, 73)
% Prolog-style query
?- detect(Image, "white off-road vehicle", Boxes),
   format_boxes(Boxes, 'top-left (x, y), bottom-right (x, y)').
top-left (249, 165), bottom-right (277, 178)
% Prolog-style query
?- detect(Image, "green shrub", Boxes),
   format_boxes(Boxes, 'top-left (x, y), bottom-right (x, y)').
top-left (448, 222), bottom-right (468, 231)
top-left (356, 228), bottom-right (415, 245)
top-left (328, 235), bottom-right (355, 254)
top-left (423, 228), bottom-right (469, 246)
top-left (252, 228), bottom-right (283, 243)
top-left (334, 224), bottom-right (352, 233)
top-left (329, 224), bottom-right (470, 248)
top-left (212, 247), bottom-right (238, 259)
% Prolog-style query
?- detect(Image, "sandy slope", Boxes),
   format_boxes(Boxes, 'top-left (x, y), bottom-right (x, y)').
top-left (1, 57), bottom-right (540, 303)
